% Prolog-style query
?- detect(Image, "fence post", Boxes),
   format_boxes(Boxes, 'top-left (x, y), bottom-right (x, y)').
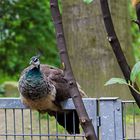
top-left (99, 97), bottom-right (124, 140)
top-left (83, 98), bottom-right (98, 137)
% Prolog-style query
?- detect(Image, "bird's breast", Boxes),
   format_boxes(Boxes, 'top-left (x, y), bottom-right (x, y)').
top-left (21, 94), bottom-right (60, 112)
top-left (19, 74), bottom-right (49, 100)
top-left (18, 67), bottom-right (60, 112)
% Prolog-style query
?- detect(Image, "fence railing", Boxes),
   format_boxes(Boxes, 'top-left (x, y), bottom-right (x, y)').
top-left (0, 97), bottom-right (139, 140)
top-left (122, 100), bottom-right (140, 140)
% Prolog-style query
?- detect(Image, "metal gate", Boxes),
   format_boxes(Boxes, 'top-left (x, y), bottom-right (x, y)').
top-left (0, 98), bottom-right (139, 140)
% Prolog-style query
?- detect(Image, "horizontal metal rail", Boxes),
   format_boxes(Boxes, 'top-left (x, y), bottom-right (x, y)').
top-left (0, 98), bottom-right (96, 109)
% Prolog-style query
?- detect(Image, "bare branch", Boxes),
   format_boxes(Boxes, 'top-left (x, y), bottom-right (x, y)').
top-left (135, 3), bottom-right (140, 30)
top-left (50, 0), bottom-right (97, 139)
top-left (100, 0), bottom-right (140, 108)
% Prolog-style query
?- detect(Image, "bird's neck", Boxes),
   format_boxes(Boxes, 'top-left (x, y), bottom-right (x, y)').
top-left (37, 65), bottom-right (40, 70)
top-left (33, 64), bottom-right (40, 70)
top-left (31, 66), bottom-right (40, 72)
top-left (26, 66), bottom-right (42, 78)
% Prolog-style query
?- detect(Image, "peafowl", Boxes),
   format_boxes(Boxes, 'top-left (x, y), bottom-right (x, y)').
top-left (18, 55), bottom-right (86, 134)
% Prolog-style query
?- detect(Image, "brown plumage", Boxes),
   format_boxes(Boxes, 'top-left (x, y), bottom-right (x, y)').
top-left (19, 64), bottom-right (70, 111)
top-left (18, 56), bottom-right (87, 134)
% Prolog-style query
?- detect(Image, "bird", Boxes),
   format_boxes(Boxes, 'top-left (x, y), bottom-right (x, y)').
top-left (18, 55), bottom-right (87, 134)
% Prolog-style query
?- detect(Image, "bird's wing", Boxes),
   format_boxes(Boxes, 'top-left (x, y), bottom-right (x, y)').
top-left (40, 64), bottom-right (88, 99)
top-left (40, 64), bottom-right (71, 102)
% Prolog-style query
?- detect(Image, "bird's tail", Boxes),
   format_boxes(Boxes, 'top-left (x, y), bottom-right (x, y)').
top-left (77, 82), bottom-right (88, 97)
top-left (48, 110), bottom-right (80, 134)
top-left (56, 110), bottom-right (80, 134)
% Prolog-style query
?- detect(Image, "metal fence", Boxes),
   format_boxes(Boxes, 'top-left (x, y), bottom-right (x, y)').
top-left (0, 98), bottom-right (139, 140)
top-left (122, 101), bottom-right (140, 140)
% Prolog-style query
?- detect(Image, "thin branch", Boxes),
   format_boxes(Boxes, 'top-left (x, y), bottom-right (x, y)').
top-left (135, 3), bottom-right (140, 30)
top-left (99, 0), bottom-right (140, 108)
top-left (132, 19), bottom-right (140, 28)
top-left (128, 84), bottom-right (140, 94)
top-left (50, 0), bottom-right (97, 139)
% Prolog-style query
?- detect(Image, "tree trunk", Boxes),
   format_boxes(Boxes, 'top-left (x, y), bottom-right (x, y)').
top-left (62, 0), bottom-right (135, 99)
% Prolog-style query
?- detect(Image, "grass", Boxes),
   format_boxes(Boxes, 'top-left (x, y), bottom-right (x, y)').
top-left (125, 115), bottom-right (136, 124)
top-left (125, 103), bottom-right (140, 116)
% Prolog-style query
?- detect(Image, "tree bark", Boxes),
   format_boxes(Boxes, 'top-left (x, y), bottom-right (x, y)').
top-left (62, 0), bottom-right (135, 99)
top-left (99, 0), bottom-right (140, 108)
top-left (50, 0), bottom-right (97, 139)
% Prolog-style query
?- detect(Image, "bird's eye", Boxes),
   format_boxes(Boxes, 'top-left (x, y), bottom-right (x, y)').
top-left (33, 58), bottom-right (38, 62)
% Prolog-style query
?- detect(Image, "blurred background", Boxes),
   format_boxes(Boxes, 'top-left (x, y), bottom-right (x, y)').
top-left (0, 0), bottom-right (60, 97)
top-left (0, 0), bottom-right (140, 99)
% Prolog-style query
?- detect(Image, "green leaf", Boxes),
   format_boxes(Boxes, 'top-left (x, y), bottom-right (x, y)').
top-left (83, 0), bottom-right (93, 4)
top-left (104, 78), bottom-right (127, 86)
top-left (130, 61), bottom-right (140, 83)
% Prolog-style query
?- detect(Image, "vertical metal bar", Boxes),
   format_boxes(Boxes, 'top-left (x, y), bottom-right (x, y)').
top-left (4, 109), bottom-right (7, 140)
top-left (30, 110), bottom-right (33, 140)
top-left (82, 135), bottom-right (84, 140)
top-left (114, 99), bottom-right (124, 140)
top-left (55, 112), bottom-right (58, 140)
top-left (124, 103), bottom-right (127, 138)
top-left (133, 102), bottom-right (136, 138)
top-left (82, 134), bottom-right (85, 140)
top-left (47, 114), bottom-right (50, 140)
top-left (13, 109), bottom-right (16, 140)
top-left (21, 109), bottom-right (24, 140)
top-left (64, 112), bottom-right (67, 140)
top-left (38, 113), bottom-right (41, 140)
top-left (73, 111), bottom-right (76, 140)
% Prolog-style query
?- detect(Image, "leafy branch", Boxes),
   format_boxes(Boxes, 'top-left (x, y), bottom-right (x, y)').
top-left (99, 0), bottom-right (140, 108)
top-left (105, 61), bottom-right (140, 94)
top-left (83, 0), bottom-right (94, 4)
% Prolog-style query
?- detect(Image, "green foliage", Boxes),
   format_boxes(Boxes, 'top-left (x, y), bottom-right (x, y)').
top-left (83, 0), bottom-right (94, 4)
top-left (129, 3), bottom-right (140, 61)
top-left (0, 0), bottom-right (60, 79)
top-left (104, 78), bottom-right (127, 86)
top-left (126, 105), bottom-right (140, 115)
top-left (105, 61), bottom-right (140, 88)
top-left (130, 61), bottom-right (140, 82)
top-left (105, 62), bottom-right (140, 94)
top-left (0, 84), bottom-right (5, 95)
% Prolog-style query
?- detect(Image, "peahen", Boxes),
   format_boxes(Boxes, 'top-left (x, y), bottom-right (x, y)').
top-left (18, 55), bottom-right (86, 134)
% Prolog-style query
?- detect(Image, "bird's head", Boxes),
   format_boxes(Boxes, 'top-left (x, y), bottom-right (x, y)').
top-left (29, 55), bottom-right (40, 68)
